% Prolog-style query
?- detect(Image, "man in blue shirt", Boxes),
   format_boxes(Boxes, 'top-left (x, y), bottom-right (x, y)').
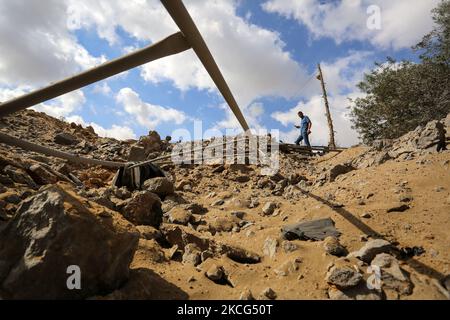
top-left (294, 111), bottom-right (312, 147)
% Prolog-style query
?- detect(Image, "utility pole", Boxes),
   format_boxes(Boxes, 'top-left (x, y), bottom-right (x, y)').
top-left (317, 63), bottom-right (336, 149)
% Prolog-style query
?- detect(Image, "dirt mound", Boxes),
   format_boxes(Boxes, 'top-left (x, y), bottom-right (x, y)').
top-left (0, 110), bottom-right (449, 300)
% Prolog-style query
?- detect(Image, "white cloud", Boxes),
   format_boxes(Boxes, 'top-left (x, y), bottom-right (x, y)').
top-left (116, 87), bottom-right (187, 129)
top-left (0, 87), bottom-right (86, 119)
top-left (262, 0), bottom-right (440, 50)
top-left (66, 115), bottom-right (137, 140)
top-left (92, 82), bottom-right (112, 96)
top-left (0, 0), bottom-right (105, 88)
top-left (67, 0), bottom-right (309, 111)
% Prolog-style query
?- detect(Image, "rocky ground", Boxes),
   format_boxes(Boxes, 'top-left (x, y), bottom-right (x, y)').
top-left (0, 109), bottom-right (449, 300)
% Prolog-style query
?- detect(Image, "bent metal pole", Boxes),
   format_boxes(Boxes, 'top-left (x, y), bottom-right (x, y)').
top-left (161, 0), bottom-right (250, 132)
top-left (0, 32), bottom-right (191, 118)
top-left (0, 132), bottom-right (125, 168)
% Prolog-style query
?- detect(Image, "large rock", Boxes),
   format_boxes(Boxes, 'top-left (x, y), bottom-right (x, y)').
top-left (326, 266), bottom-right (363, 289)
top-left (323, 236), bottom-right (347, 257)
top-left (3, 165), bottom-right (37, 189)
top-left (128, 145), bottom-right (146, 162)
top-left (121, 191), bottom-right (163, 227)
top-left (167, 207), bottom-right (192, 226)
top-left (348, 239), bottom-right (394, 263)
top-left (371, 253), bottom-right (413, 295)
top-left (138, 131), bottom-right (162, 155)
top-left (143, 177), bottom-right (174, 198)
top-left (54, 132), bottom-right (79, 145)
top-left (0, 184), bottom-right (139, 299)
top-left (262, 237), bottom-right (278, 259)
top-left (28, 164), bottom-right (59, 185)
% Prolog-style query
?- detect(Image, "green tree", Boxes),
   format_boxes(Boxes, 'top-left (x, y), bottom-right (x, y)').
top-left (349, 0), bottom-right (450, 144)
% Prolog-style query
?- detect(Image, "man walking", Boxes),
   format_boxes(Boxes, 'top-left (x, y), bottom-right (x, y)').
top-left (295, 111), bottom-right (312, 147)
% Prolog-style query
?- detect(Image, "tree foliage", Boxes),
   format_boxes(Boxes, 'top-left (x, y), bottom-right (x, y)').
top-left (349, 0), bottom-right (450, 144)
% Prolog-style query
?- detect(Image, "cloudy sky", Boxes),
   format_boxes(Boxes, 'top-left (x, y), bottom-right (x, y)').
top-left (0, 0), bottom-right (441, 146)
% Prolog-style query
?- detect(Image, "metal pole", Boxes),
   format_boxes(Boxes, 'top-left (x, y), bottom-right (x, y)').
top-left (317, 63), bottom-right (337, 149)
top-left (0, 32), bottom-right (191, 118)
top-left (161, 0), bottom-right (250, 132)
top-left (0, 132), bottom-right (125, 168)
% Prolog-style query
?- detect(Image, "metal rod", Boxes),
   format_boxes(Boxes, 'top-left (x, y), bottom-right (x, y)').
top-left (0, 132), bottom-right (125, 168)
top-left (0, 32), bottom-right (191, 118)
top-left (161, 0), bottom-right (250, 132)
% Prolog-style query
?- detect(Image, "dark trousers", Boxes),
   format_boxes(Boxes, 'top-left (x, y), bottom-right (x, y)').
top-left (295, 131), bottom-right (310, 147)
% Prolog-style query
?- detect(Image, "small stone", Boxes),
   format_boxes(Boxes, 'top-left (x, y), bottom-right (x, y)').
top-left (239, 288), bottom-right (255, 300)
top-left (323, 237), bottom-right (347, 257)
top-left (360, 212), bottom-right (372, 219)
top-left (200, 250), bottom-right (214, 262)
top-left (263, 237), bottom-right (278, 258)
top-left (261, 287), bottom-right (277, 300)
top-left (274, 259), bottom-right (300, 277)
top-left (246, 230), bottom-right (255, 238)
top-left (231, 211), bottom-right (245, 219)
top-left (282, 240), bottom-right (298, 253)
top-left (326, 266), bottom-right (363, 289)
top-left (399, 194), bottom-right (413, 203)
top-left (212, 199), bottom-right (225, 206)
top-left (232, 226), bottom-right (240, 233)
top-left (387, 204), bottom-right (410, 213)
top-left (167, 207), bottom-right (192, 226)
top-left (262, 202), bottom-right (277, 216)
top-left (206, 264), bottom-right (224, 282)
top-left (182, 244), bottom-right (201, 266)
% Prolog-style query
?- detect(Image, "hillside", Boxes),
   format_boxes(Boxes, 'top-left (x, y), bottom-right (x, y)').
top-left (0, 109), bottom-right (449, 300)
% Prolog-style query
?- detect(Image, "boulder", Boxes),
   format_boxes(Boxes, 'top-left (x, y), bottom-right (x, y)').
top-left (167, 207), bottom-right (192, 226)
top-left (348, 239), bottom-right (394, 263)
top-left (262, 202), bottom-right (277, 216)
top-left (371, 253), bottom-right (413, 295)
top-left (326, 266), bottom-right (363, 289)
top-left (260, 287), bottom-right (277, 300)
top-left (263, 237), bottom-right (278, 259)
top-left (28, 164), bottom-right (59, 185)
top-left (205, 264), bottom-right (224, 282)
top-left (128, 145), bottom-right (146, 162)
top-left (3, 165), bottom-right (37, 189)
top-left (121, 191), bottom-right (163, 227)
top-left (323, 236), bottom-right (347, 257)
top-left (54, 132), bottom-right (79, 145)
top-left (0, 184), bottom-right (139, 299)
top-left (182, 244), bottom-right (201, 266)
top-left (143, 177), bottom-right (174, 198)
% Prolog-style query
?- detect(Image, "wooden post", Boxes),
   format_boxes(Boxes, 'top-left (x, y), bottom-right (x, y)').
top-left (317, 63), bottom-right (336, 149)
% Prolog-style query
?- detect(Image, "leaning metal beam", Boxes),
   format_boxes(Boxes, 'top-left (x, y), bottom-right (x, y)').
top-left (161, 0), bottom-right (250, 132)
top-left (0, 32), bottom-right (191, 118)
top-left (0, 132), bottom-right (125, 168)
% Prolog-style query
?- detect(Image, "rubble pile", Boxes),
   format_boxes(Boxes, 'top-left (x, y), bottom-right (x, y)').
top-left (0, 109), bottom-right (449, 300)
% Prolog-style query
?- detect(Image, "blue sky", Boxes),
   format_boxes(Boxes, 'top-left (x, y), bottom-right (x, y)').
top-left (0, 0), bottom-right (441, 146)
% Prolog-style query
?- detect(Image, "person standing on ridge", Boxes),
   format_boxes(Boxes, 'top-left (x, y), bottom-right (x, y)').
top-left (294, 111), bottom-right (312, 147)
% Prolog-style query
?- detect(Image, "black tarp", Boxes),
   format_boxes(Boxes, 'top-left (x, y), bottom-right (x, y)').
top-left (112, 163), bottom-right (165, 191)
top-left (281, 218), bottom-right (341, 241)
